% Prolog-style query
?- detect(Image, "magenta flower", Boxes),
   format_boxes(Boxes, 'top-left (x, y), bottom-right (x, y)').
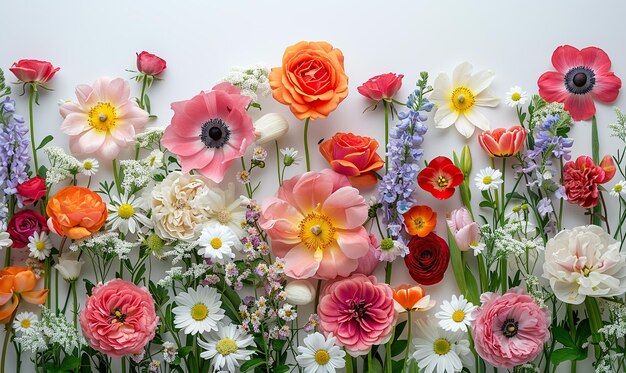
top-left (318, 274), bottom-right (396, 356)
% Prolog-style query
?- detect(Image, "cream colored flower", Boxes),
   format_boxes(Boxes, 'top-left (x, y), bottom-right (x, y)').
top-left (55, 251), bottom-right (84, 282)
top-left (204, 182), bottom-right (247, 238)
top-left (253, 113), bottom-right (289, 145)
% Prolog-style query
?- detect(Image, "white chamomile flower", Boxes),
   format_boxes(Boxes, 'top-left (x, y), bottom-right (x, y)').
top-left (412, 319), bottom-right (473, 373)
top-left (27, 231), bottom-right (52, 260)
top-left (278, 304), bottom-right (298, 322)
top-left (610, 180), bottom-right (626, 198)
top-left (471, 242), bottom-right (486, 256)
top-left (504, 86), bottom-right (529, 107)
top-left (79, 158), bottom-right (99, 176)
top-left (107, 194), bottom-right (152, 235)
top-left (281, 147), bottom-right (301, 167)
top-left (0, 232), bottom-right (12, 250)
top-left (13, 312), bottom-right (38, 333)
top-left (198, 323), bottom-right (255, 372)
top-left (146, 149), bottom-right (164, 170)
top-left (474, 167), bottom-right (503, 191)
top-left (296, 332), bottom-right (346, 373)
top-left (173, 286), bottom-right (225, 335)
top-left (435, 294), bottom-right (477, 332)
top-left (196, 223), bottom-right (239, 263)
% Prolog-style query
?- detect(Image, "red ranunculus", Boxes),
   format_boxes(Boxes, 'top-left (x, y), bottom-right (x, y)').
top-left (357, 73), bottom-right (404, 102)
top-left (9, 59), bottom-right (59, 84)
top-left (404, 232), bottom-right (449, 285)
top-left (564, 155), bottom-right (614, 208)
top-left (417, 156), bottom-right (464, 200)
top-left (16, 176), bottom-right (46, 205)
top-left (319, 132), bottom-right (384, 187)
top-left (7, 210), bottom-right (48, 248)
top-left (136, 51), bottom-right (167, 76)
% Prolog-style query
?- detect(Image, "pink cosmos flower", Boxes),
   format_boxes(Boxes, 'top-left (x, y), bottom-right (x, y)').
top-left (60, 77), bottom-right (149, 160)
top-left (471, 288), bottom-right (550, 369)
top-left (446, 207), bottom-right (480, 251)
top-left (161, 83), bottom-right (255, 183)
top-left (259, 169), bottom-right (370, 279)
top-left (80, 279), bottom-right (158, 358)
top-left (318, 274), bottom-right (396, 356)
top-left (538, 45), bottom-right (621, 121)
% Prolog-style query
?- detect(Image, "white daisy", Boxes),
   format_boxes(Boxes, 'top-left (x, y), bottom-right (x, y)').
top-left (610, 180), bottom-right (626, 198)
top-left (412, 319), bottom-right (472, 373)
top-left (470, 242), bottom-right (486, 256)
top-left (280, 147), bottom-right (301, 167)
top-left (79, 158), bottom-right (99, 176)
top-left (145, 149), bottom-right (164, 170)
top-left (198, 323), bottom-right (255, 373)
top-left (474, 167), bottom-right (503, 191)
top-left (296, 332), bottom-right (346, 373)
top-left (107, 194), bottom-right (153, 235)
top-left (0, 232), bottom-right (12, 250)
top-left (173, 286), bottom-right (225, 335)
top-left (13, 312), bottom-right (38, 333)
top-left (205, 183), bottom-right (247, 238)
top-left (196, 223), bottom-right (239, 263)
top-left (435, 295), bottom-right (477, 332)
top-left (27, 231), bottom-right (52, 260)
top-left (504, 86), bottom-right (529, 107)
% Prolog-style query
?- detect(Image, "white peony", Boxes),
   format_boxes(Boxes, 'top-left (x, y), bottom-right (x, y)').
top-left (543, 225), bottom-right (626, 304)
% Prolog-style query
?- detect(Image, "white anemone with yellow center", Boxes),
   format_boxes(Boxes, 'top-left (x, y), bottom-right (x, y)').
top-left (196, 222), bottom-right (239, 263)
top-left (296, 332), bottom-right (346, 373)
top-left (412, 318), bottom-right (473, 373)
top-left (430, 62), bottom-right (500, 138)
top-left (198, 323), bottom-right (255, 372)
top-left (172, 286), bottom-right (225, 335)
top-left (107, 194), bottom-right (152, 235)
top-left (435, 294), bottom-right (477, 333)
top-left (13, 312), bottom-right (38, 333)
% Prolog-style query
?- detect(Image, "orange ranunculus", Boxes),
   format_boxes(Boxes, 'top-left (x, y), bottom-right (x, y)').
top-left (319, 132), bottom-right (384, 187)
top-left (46, 186), bottom-right (107, 240)
top-left (269, 41), bottom-right (348, 120)
top-left (403, 205), bottom-right (437, 237)
top-left (392, 284), bottom-right (435, 312)
top-left (0, 267), bottom-right (48, 322)
top-left (478, 126), bottom-right (527, 158)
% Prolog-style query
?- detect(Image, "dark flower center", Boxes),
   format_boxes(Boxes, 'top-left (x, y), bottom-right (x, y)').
top-left (349, 300), bottom-right (368, 320)
top-left (111, 308), bottom-right (126, 323)
top-left (200, 118), bottom-right (230, 149)
top-left (564, 66), bottom-right (595, 95)
top-left (501, 318), bottom-right (518, 338)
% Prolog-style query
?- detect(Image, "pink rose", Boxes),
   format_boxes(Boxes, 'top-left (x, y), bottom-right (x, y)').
top-left (136, 51), bottom-right (167, 76)
top-left (7, 210), bottom-right (48, 248)
top-left (80, 279), bottom-right (158, 357)
top-left (446, 207), bottom-right (480, 251)
top-left (16, 176), bottom-right (46, 205)
top-left (353, 234), bottom-right (380, 276)
top-left (10, 59), bottom-right (59, 84)
top-left (357, 73), bottom-right (404, 102)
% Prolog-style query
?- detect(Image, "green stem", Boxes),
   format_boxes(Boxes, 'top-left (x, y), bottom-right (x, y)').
top-left (28, 85), bottom-right (39, 174)
top-left (112, 159), bottom-right (122, 195)
top-left (72, 282), bottom-right (78, 328)
top-left (403, 311), bottom-right (412, 373)
top-left (121, 356), bottom-right (126, 373)
top-left (385, 327), bottom-right (393, 373)
top-left (367, 350), bottom-right (372, 373)
top-left (476, 254), bottom-right (488, 293)
top-left (591, 115), bottom-right (601, 226)
top-left (303, 118), bottom-right (311, 172)
top-left (500, 157), bottom-right (506, 226)
top-left (500, 256), bottom-right (507, 294)
top-left (45, 257), bottom-right (51, 307)
top-left (585, 297), bottom-right (603, 358)
top-left (275, 140), bottom-right (282, 186)
top-left (54, 267), bottom-right (59, 313)
top-left (0, 311), bottom-right (16, 373)
top-left (345, 355), bottom-right (354, 373)
top-left (383, 101), bottom-right (389, 172)
top-left (139, 74), bottom-right (148, 111)
top-left (385, 262), bottom-right (392, 284)
top-left (313, 280), bottom-right (322, 315)
top-left (566, 304), bottom-right (577, 373)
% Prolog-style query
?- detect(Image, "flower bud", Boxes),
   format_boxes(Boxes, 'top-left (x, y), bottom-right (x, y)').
top-left (253, 113), bottom-right (289, 145)
top-left (54, 251), bottom-right (84, 282)
top-left (284, 280), bottom-right (316, 306)
top-left (460, 144), bottom-right (472, 177)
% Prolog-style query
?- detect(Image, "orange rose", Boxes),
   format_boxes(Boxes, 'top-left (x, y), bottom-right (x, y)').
top-left (46, 186), bottom-right (107, 240)
top-left (270, 41), bottom-right (348, 120)
top-left (319, 132), bottom-right (384, 187)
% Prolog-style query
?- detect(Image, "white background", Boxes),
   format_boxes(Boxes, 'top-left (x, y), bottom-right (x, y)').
top-left (2, 0), bottom-right (625, 371)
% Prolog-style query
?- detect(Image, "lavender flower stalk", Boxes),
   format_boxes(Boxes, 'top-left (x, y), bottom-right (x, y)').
top-left (0, 97), bottom-right (31, 198)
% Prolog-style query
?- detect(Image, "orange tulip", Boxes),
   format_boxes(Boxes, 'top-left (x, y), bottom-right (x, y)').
top-left (392, 284), bottom-right (435, 312)
top-left (0, 267), bottom-right (48, 322)
top-left (478, 126), bottom-right (526, 158)
top-left (46, 186), bottom-right (107, 240)
top-left (403, 205), bottom-right (437, 237)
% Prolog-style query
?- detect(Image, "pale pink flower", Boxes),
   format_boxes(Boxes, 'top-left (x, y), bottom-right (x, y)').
top-left (353, 234), bottom-right (380, 276)
top-left (446, 207), bottom-right (480, 251)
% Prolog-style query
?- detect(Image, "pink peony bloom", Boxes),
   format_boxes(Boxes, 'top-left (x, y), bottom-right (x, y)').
top-left (357, 73), bottom-right (404, 102)
top-left (60, 77), bottom-right (149, 160)
top-left (161, 83), bottom-right (255, 183)
top-left (259, 169), bottom-right (370, 279)
top-left (471, 288), bottom-right (550, 369)
top-left (318, 274), bottom-right (396, 356)
top-left (446, 207), bottom-right (480, 251)
top-left (80, 279), bottom-right (158, 358)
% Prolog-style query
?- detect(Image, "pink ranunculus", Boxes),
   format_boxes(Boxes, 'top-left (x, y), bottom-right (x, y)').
top-left (471, 288), bottom-right (550, 369)
top-left (80, 279), bottom-right (158, 358)
top-left (161, 83), bottom-right (255, 183)
top-left (136, 51), bottom-right (167, 76)
top-left (10, 59), bottom-right (59, 84)
top-left (446, 207), bottom-right (480, 251)
top-left (357, 73), bottom-right (404, 102)
top-left (259, 169), bottom-right (370, 280)
top-left (318, 274), bottom-right (396, 356)
top-left (353, 234), bottom-right (380, 276)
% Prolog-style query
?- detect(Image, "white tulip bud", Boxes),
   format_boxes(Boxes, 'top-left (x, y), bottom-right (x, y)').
top-left (253, 113), bottom-right (289, 144)
top-left (285, 280), bottom-right (316, 306)
top-left (54, 251), bottom-right (84, 282)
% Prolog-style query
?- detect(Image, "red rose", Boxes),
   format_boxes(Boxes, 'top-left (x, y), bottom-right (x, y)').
top-left (136, 51), bottom-right (167, 76)
top-left (564, 155), bottom-right (614, 208)
top-left (404, 232), bottom-right (449, 285)
top-left (9, 59), bottom-right (59, 84)
top-left (319, 132), bottom-right (384, 187)
top-left (7, 210), bottom-right (48, 248)
top-left (16, 176), bottom-right (46, 205)
top-left (357, 73), bottom-right (404, 102)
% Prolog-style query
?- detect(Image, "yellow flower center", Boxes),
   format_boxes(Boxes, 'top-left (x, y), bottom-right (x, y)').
top-left (35, 241), bottom-right (46, 252)
top-left (117, 203), bottom-right (135, 219)
top-left (451, 87), bottom-right (476, 112)
top-left (413, 218), bottom-right (425, 229)
top-left (314, 349), bottom-right (330, 365)
top-left (615, 184), bottom-right (623, 193)
top-left (437, 176), bottom-right (449, 188)
top-left (20, 319), bottom-right (31, 329)
top-left (191, 303), bottom-right (209, 321)
top-left (482, 176), bottom-right (493, 185)
top-left (88, 102), bottom-right (118, 132)
top-left (452, 310), bottom-right (466, 323)
top-left (210, 238), bottom-right (223, 250)
top-left (299, 213), bottom-right (336, 251)
top-left (583, 266), bottom-right (591, 277)
top-left (433, 338), bottom-right (451, 355)
top-left (216, 209), bottom-right (231, 224)
top-left (511, 92), bottom-right (522, 101)
top-left (215, 338), bottom-right (238, 356)
top-left (83, 161), bottom-right (93, 170)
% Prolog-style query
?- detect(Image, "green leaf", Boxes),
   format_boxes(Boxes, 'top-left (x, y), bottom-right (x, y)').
top-left (393, 321), bottom-right (407, 342)
top-left (463, 263), bottom-right (480, 304)
top-left (479, 200), bottom-right (494, 209)
top-left (60, 355), bottom-right (81, 370)
top-left (272, 338), bottom-right (286, 352)
top-left (390, 339), bottom-right (407, 357)
top-left (36, 135), bottom-right (54, 150)
top-left (273, 365), bottom-right (290, 373)
top-left (447, 227), bottom-right (466, 296)
top-left (240, 358), bottom-right (265, 372)
top-left (144, 94), bottom-right (151, 113)
top-left (551, 347), bottom-right (586, 366)
top-left (552, 326), bottom-right (576, 348)
top-left (575, 319), bottom-right (591, 347)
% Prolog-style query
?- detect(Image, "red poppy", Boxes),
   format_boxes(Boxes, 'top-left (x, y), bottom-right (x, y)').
top-left (538, 45), bottom-right (621, 121)
top-left (417, 156), bottom-right (464, 200)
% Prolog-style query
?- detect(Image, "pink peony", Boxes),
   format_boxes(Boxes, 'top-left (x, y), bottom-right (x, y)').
top-left (357, 73), bottom-right (403, 102)
top-left (80, 279), bottom-right (158, 358)
top-left (259, 169), bottom-right (370, 279)
top-left (446, 207), bottom-right (480, 251)
top-left (318, 274), bottom-right (396, 356)
top-left (471, 288), bottom-right (550, 369)
top-left (161, 83), bottom-right (255, 183)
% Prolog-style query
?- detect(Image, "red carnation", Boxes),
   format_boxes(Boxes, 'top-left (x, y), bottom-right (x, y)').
top-left (417, 156), bottom-right (464, 200)
top-left (564, 155), bottom-right (614, 208)
top-left (404, 232), bottom-right (449, 286)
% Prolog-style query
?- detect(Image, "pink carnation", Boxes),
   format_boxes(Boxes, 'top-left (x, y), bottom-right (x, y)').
top-left (318, 274), bottom-right (396, 356)
top-left (471, 288), bottom-right (550, 369)
top-left (80, 279), bottom-right (158, 358)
